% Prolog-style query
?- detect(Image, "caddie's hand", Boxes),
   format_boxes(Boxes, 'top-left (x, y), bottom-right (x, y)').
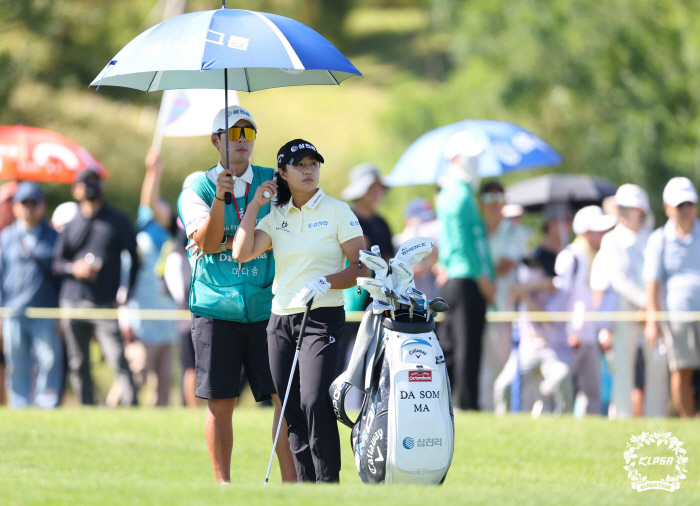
top-left (644, 320), bottom-right (658, 348)
top-left (215, 168), bottom-right (235, 201)
top-left (72, 259), bottom-right (95, 281)
top-left (567, 333), bottom-right (581, 350)
top-left (252, 180), bottom-right (278, 207)
top-left (186, 240), bottom-right (206, 261)
top-left (299, 277), bottom-right (329, 306)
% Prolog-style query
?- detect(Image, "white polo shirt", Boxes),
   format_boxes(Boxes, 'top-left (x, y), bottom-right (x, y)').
top-left (180, 161), bottom-right (253, 237)
top-left (256, 188), bottom-right (363, 315)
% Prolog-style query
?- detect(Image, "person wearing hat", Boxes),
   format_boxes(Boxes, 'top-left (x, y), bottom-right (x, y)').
top-left (554, 205), bottom-right (617, 415)
top-left (437, 131), bottom-right (495, 411)
top-left (52, 169), bottom-right (139, 407)
top-left (230, 139), bottom-right (368, 482)
top-left (176, 106), bottom-right (295, 483)
top-left (341, 163), bottom-right (393, 260)
top-left (644, 177), bottom-right (700, 417)
top-left (590, 185), bottom-right (668, 418)
top-left (0, 182), bottom-right (62, 408)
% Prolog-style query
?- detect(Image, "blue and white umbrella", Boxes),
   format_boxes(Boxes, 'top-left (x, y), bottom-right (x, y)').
top-left (385, 120), bottom-right (562, 187)
top-left (90, 8), bottom-right (361, 92)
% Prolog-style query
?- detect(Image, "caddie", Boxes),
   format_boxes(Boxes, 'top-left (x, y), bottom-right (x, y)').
top-left (177, 105), bottom-right (295, 484)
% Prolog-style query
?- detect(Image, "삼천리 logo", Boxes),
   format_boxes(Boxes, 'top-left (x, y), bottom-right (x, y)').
top-left (623, 431), bottom-right (688, 492)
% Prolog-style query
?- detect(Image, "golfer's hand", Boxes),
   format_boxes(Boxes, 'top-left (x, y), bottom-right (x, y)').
top-left (299, 277), bottom-right (329, 306)
top-left (186, 241), bottom-right (206, 261)
top-left (252, 180), bottom-right (277, 207)
top-left (215, 169), bottom-right (235, 201)
top-left (644, 320), bottom-right (659, 348)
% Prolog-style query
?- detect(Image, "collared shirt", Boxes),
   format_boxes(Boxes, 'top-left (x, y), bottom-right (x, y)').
top-left (643, 218), bottom-right (700, 312)
top-left (489, 218), bottom-right (530, 310)
top-left (256, 188), bottom-right (363, 315)
top-left (0, 220), bottom-right (59, 312)
top-left (436, 177), bottom-right (494, 281)
top-left (180, 161), bottom-right (254, 237)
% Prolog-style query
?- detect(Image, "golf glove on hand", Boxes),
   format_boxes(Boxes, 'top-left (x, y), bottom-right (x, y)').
top-left (299, 277), bottom-right (329, 305)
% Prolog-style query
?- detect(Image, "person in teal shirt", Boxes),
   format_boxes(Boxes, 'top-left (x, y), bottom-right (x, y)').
top-left (437, 131), bottom-right (495, 411)
top-left (177, 105), bottom-right (295, 484)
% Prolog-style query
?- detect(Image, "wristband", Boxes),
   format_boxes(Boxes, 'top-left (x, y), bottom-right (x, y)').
top-left (214, 195), bottom-right (225, 202)
top-left (219, 234), bottom-right (229, 252)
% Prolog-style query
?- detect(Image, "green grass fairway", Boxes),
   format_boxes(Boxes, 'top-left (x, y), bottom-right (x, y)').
top-left (1, 409), bottom-right (698, 505)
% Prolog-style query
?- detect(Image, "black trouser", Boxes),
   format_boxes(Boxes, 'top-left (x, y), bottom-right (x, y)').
top-left (439, 277), bottom-right (486, 411)
top-left (267, 306), bottom-right (345, 483)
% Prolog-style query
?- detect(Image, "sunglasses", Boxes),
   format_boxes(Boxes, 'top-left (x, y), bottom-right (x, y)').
top-left (20, 199), bottom-right (39, 207)
top-left (218, 126), bottom-right (257, 142)
top-left (481, 192), bottom-right (506, 204)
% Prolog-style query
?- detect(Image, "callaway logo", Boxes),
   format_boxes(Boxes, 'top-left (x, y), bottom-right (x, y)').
top-left (367, 429), bottom-right (384, 474)
top-left (408, 348), bottom-right (427, 358)
top-left (401, 242), bottom-right (427, 256)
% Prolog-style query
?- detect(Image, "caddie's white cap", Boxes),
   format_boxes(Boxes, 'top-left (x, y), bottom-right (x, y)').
top-left (663, 177), bottom-right (698, 207)
top-left (443, 131), bottom-right (485, 160)
top-left (573, 205), bottom-right (617, 235)
top-left (616, 184), bottom-right (650, 214)
top-left (212, 105), bottom-right (257, 133)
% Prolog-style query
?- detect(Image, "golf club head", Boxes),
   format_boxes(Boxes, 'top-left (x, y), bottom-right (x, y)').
top-left (389, 258), bottom-right (414, 287)
top-left (357, 277), bottom-right (388, 303)
top-left (409, 295), bottom-right (420, 310)
top-left (372, 299), bottom-right (392, 315)
top-left (405, 286), bottom-right (425, 301)
top-left (395, 237), bottom-right (434, 266)
top-left (428, 297), bottom-right (450, 314)
top-left (359, 250), bottom-right (389, 279)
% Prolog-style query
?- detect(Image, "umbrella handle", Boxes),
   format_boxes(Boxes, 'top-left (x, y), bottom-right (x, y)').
top-left (224, 67), bottom-right (232, 205)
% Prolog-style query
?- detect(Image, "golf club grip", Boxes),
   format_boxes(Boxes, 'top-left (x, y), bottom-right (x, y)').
top-left (225, 190), bottom-right (232, 205)
top-left (295, 299), bottom-right (314, 351)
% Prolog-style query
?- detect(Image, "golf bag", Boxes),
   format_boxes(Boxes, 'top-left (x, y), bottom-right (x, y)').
top-left (330, 312), bottom-right (454, 485)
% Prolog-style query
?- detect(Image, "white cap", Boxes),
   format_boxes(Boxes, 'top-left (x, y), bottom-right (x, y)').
top-left (501, 204), bottom-right (524, 218)
top-left (212, 105), bottom-right (257, 133)
top-left (443, 131), bottom-right (485, 160)
top-left (616, 184), bottom-right (650, 214)
top-left (572, 205), bottom-right (617, 235)
top-left (663, 177), bottom-right (698, 207)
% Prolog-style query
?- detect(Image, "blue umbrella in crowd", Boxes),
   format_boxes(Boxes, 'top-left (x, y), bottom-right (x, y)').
top-left (385, 120), bottom-right (562, 186)
top-left (90, 4), bottom-right (361, 203)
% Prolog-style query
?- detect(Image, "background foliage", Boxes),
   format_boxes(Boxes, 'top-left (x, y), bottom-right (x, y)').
top-left (1, 0), bottom-right (700, 228)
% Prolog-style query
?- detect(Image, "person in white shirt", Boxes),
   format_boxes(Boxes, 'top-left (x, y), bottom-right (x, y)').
top-left (555, 205), bottom-right (616, 415)
top-left (231, 139), bottom-right (369, 483)
top-left (590, 184), bottom-right (668, 418)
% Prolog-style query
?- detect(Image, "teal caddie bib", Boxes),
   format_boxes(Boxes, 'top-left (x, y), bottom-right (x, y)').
top-left (177, 165), bottom-right (275, 322)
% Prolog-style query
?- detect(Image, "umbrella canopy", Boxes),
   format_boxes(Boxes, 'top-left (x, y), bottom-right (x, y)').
top-left (505, 174), bottom-right (617, 212)
top-left (0, 126), bottom-right (108, 184)
top-left (385, 120), bottom-right (562, 187)
top-left (89, 9), bottom-right (361, 92)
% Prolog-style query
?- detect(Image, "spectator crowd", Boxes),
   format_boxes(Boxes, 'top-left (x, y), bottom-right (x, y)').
top-left (1, 140), bottom-right (700, 420)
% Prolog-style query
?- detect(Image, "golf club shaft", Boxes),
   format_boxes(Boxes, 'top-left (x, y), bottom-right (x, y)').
top-left (224, 68), bottom-right (232, 205)
top-left (264, 299), bottom-right (313, 485)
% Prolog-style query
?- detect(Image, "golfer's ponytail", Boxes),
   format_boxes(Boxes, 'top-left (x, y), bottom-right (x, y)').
top-left (274, 169), bottom-right (292, 208)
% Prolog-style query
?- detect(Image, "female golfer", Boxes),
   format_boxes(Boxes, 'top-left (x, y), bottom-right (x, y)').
top-left (231, 139), bottom-right (369, 482)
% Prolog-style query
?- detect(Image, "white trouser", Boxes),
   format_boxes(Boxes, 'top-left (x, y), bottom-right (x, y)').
top-left (494, 346), bottom-right (572, 415)
top-left (612, 320), bottom-right (668, 418)
top-left (479, 322), bottom-right (513, 411)
top-left (571, 343), bottom-right (600, 415)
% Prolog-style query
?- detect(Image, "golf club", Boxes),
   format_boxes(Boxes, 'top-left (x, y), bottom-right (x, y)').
top-left (359, 250), bottom-right (391, 289)
top-left (409, 295), bottom-right (419, 322)
top-left (357, 277), bottom-right (389, 304)
top-left (405, 287), bottom-right (427, 319)
top-left (264, 298), bottom-right (314, 485)
top-left (383, 287), bottom-right (396, 320)
top-left (389, 258), bottom-right (414, 297)
top-left (395, 237), bottom-right (434, 266)
top-left (428, 297), bottom-right (450, 320)
top-left (372, 299), bottom-right (392, 315)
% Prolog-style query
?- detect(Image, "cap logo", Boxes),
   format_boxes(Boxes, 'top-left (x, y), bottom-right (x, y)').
top-left (290, 146), bottom-right (298, 152)
top-left (277, 154), bottom-right (284, 164)
top-left (227, 109), bottom-right (250, 118)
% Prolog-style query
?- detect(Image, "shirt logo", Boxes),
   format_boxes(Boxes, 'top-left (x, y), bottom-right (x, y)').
top-left (308, 220), bottom-right (329, 229)
top-left (276, 221), bottom-right (290, 232)
top-left (328, 336), bottom-right (335, 344)
top-left (281, 221), bottom-right (288, 228)
top-left (350, 220), bottom-right (360, 227)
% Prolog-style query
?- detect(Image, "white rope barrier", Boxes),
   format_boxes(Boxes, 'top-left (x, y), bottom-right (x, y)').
top-left (0, 307), bottom-right (694, 323)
